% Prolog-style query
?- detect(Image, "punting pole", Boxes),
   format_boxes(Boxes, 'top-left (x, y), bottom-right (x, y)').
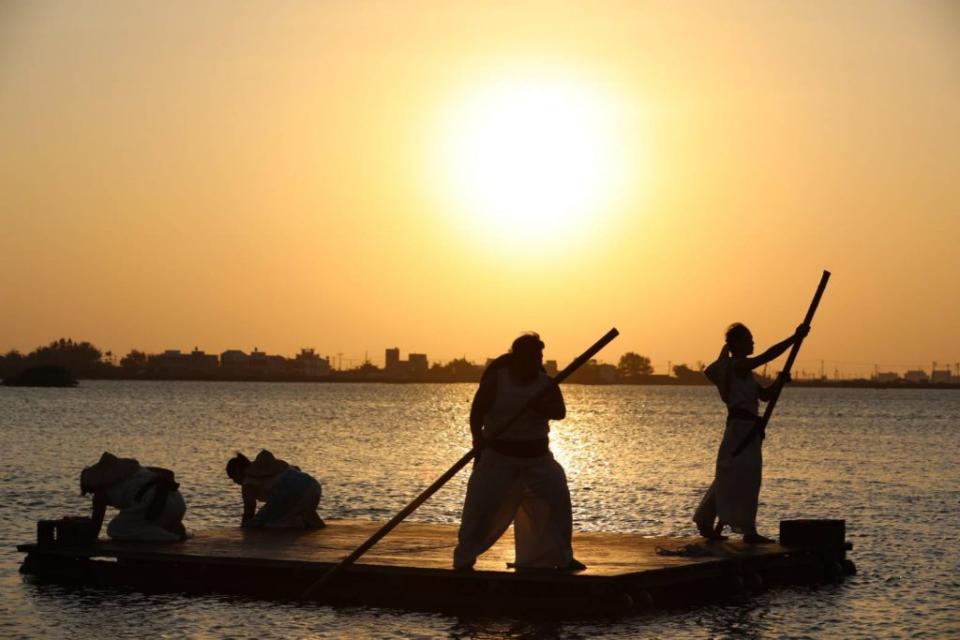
top-left (300, 328), bottom-right (620, 600)
top-left (730, 270), bottom-right (831, 458)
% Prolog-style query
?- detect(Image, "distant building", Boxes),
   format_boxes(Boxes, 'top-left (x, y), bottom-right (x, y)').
top-left (931, 369), bottom-right (952, 384)
top-left (148, 348), bottom-right (217, 376)
top-left (154, 350), bottom-right (187, 368)
top-left (249, 349), bottom-right (286, 372)
top-left (220, 350), bottom-right (249, 369)
top-left (408, 353), bottom-right (429, 376)
top-left (145, 350), bottom-right (180, 376)
top-left (294, 348), bottom-right (331, 377)
top-left (188, 347), bottom-right (218, 372)
top-left (544, 360), bottom-right (558, 377)
top-left (875, 371), bottom-right (899, 384)
top-left (384, 348), bottom-right (428, 378)
top-left (385, 348), bottom-right (401, 371)
top-left (904, 370), bottom-right (929, 383)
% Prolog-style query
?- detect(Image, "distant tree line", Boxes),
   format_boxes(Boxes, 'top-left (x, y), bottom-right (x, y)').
top-left (0, 339), bottom-right (712, 385)
top-left (3, 339), bottom-right (952, 388)
top-left (0, 339), bottom-right (118, 380)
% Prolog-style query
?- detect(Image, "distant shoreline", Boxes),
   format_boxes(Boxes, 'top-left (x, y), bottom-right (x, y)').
top-left (7, 339), bottom-right (955, 390)
top-left (33, 376), bottom-right (960, 390)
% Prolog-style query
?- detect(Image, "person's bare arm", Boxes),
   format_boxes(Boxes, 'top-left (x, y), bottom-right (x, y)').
top-left (90, 492), bottom-right (108, 535)
top-left (241, 485), bottom-right (257, 524)
top-left (735, 325), bottom-right (809, 375)
top-left (531, 382), bottom-right (565, 420)
top-left (469, 372), bottom-right (497, 448)
top-left (758, 371), bottom-right (793, 401)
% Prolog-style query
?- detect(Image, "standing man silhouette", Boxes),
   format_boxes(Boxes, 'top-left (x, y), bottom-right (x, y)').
top-left (453, 333), bottom-right (585, 571)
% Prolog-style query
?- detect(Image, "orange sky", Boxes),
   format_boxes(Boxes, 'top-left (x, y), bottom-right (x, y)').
top-left (1, 1), bottom-right (958, 375)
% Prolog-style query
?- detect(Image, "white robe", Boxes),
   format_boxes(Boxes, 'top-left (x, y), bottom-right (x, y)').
top-left (694, 363), bottom-right (763, 534)
top-left (714, 417), bottom-right (762, 532)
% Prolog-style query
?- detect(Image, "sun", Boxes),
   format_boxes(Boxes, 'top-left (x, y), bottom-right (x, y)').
top-left (433, 71), bottom-right (633, 249)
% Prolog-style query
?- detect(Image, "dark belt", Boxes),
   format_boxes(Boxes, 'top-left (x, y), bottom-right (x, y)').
top-left (727, 408), bottom-right (760, 422)
top-left (134, 477), bottom-right (180, 521)
top-left (488, 438), bottom-right (550, 458)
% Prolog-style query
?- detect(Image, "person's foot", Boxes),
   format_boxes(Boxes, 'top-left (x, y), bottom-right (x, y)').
top-left (453, 563), bottom-right (475, 572)
top-left (305, 517), bottom-right (326, 530)
top-left (697, 522), bottom-right (728, 541)
top-left (563, 558), bottom-right (587, 572)
top-left (743, 533), bottom-right (776, 544)
top-left (507, 559), bottom-right (587, 572)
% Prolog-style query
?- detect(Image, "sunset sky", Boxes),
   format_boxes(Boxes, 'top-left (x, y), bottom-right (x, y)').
top-left (2, 1), bottom-right (958, 375)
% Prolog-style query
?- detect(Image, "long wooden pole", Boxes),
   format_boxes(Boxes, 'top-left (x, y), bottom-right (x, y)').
top-left (731, 270), bottom-right (831, 458)
top-left (300, 328), bottom-right (620, 600)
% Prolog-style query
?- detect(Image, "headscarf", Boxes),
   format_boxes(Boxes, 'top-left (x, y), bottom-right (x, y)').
top-left (244, 449), bottom-right (290, 478)
top-left (80, 452), bottom-right (140, 495)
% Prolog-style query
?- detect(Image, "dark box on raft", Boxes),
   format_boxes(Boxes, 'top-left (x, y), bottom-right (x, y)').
top-left (17, 519), bottom-right (855, 617)
top-left (780, 519), bottom-right (848, 559)
top-left (37, 517), bottom-right (98, 546)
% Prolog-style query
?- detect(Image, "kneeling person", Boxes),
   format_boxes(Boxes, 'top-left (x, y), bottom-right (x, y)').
top-left (453, 333), bottom-right (584, 571)
top-left (226, 450), bottom-right (325, 529)
top-left (81, 452), bottom-right (187, 542)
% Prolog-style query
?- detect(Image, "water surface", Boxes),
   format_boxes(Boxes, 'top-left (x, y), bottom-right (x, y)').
top-left (2, 382), bottom-right (958, 638)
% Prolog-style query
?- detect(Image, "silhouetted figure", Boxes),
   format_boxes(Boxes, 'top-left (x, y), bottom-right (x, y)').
top-left (693, 323), bottom-right (808, 543)
top-left (80, 452), bottom-right (187, 542)
top-left (453, 333), bottom-right (585, 571)
top-left (226, 450), bottom-right (325, 529)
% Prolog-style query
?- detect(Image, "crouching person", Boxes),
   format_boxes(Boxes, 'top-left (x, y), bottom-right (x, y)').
top-left (226, 450), bottom-right (325, 529)
top-left (80, 452), bottom-right (187, 542)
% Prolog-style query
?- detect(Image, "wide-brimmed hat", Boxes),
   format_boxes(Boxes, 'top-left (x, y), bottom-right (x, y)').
top-left (80, 452), bottom-right (140, 494)
top-left (245, 449), bottom-right (290, 478)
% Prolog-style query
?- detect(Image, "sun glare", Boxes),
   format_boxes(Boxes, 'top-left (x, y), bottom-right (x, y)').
top-left (434, 72), bottom-right (634, 249)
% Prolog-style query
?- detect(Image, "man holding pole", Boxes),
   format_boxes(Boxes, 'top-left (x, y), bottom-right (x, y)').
top-left (453, 333), bottom-right (586, 572)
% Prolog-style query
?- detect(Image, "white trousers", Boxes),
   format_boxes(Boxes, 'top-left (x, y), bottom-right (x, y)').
top-left (453, 449), bottom-right (574, 569)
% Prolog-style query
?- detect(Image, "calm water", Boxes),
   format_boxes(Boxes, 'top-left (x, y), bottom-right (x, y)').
top-left (2, 381), bottom-right (958, 639)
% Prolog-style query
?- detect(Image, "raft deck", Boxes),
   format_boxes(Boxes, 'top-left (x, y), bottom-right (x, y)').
top-left (18, 519), bottom-right (853, 616)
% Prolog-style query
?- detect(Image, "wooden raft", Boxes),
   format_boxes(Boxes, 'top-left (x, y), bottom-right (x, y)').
top-left (18, 519), bottom-right (853, 616)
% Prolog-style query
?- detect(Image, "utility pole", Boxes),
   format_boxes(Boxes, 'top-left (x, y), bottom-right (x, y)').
top-left (821, 360), bottom-right (825, 380)
top-left (336, 352), bottom-right (343, 370)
